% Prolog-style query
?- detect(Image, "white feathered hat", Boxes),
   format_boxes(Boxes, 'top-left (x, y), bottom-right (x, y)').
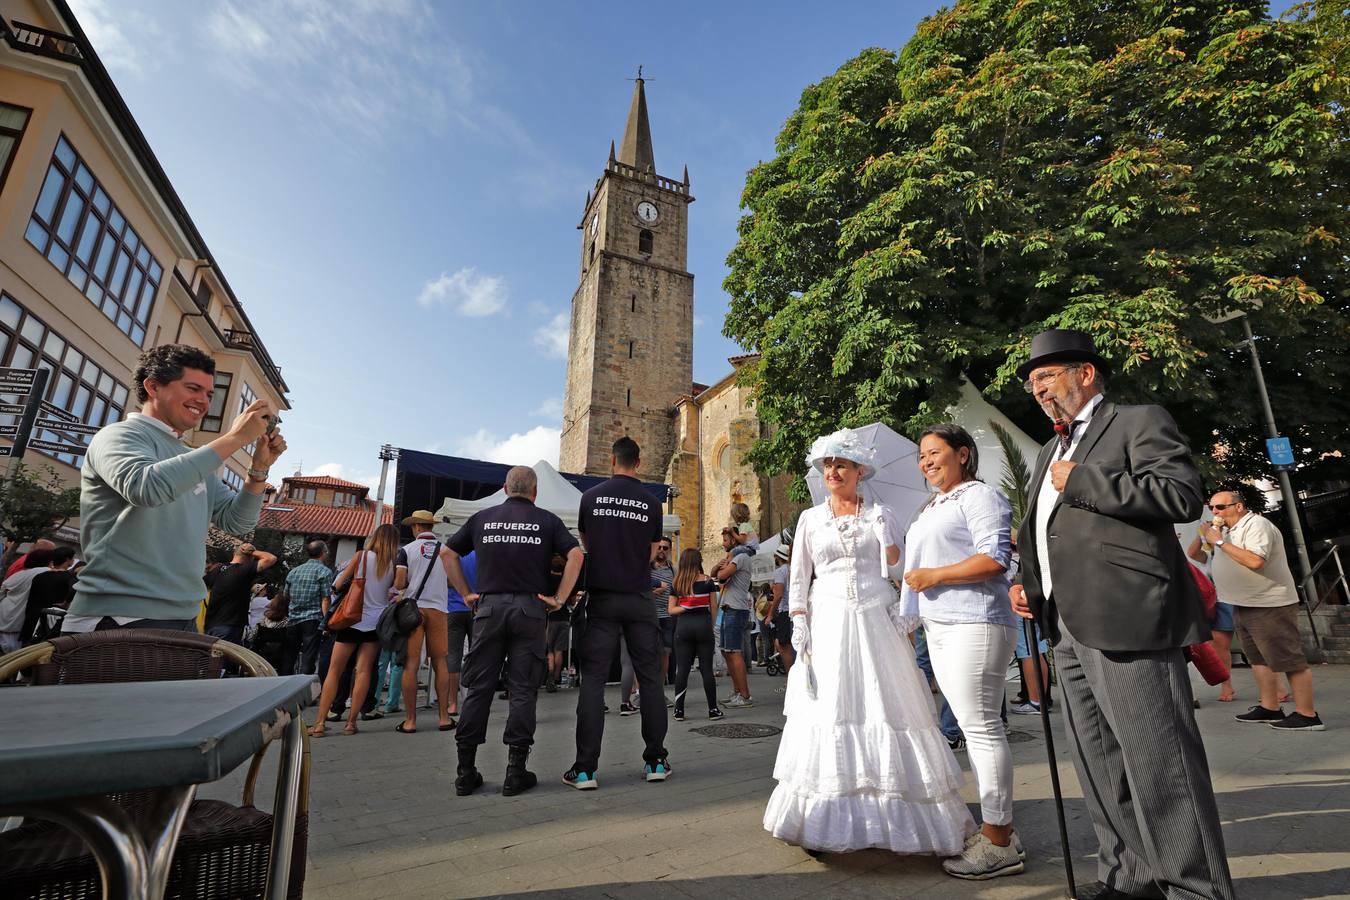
top-left (805, 428), bottom-right (877, 481)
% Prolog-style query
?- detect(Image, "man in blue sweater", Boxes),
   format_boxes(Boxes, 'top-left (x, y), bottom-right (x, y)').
top-left (64, 344), bottom-right (286, 633)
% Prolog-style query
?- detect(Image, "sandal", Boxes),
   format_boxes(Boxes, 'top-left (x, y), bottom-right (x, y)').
top-left (395, 722), bottom-right (417, 734)
top-left (438, 719), bottom-right (457, 732)
top-left (307, 724), bottom-right (327, 738)
top-left (342, 722), bottom-right (358, 736)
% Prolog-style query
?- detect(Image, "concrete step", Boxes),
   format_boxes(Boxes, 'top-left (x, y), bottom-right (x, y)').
top-left (1318, 636), bottom-right (1350, 651)
top-left (1331, 623), bottom-right (1350, 636)
top-left (1317, 648), bottom-right (1350, 665)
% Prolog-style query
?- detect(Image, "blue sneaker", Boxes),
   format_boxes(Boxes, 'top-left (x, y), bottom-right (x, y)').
top-left (645, 758), bottom-right (672, 782)
top-left (563, 767), bottom-right (598, 790)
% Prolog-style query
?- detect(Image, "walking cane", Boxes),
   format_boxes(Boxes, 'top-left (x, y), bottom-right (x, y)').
top-left (1025, 615), bottom-right (1077, 899)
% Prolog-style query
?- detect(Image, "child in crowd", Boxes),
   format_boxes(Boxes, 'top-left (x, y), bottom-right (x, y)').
top-left (730, 502), bottom-right (760, 553)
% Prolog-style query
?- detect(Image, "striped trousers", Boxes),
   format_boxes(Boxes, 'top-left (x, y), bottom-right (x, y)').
top-left (1056, 619), bottom-right (1235, 899)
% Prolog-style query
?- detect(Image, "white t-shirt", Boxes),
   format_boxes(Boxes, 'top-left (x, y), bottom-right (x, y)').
top-left (398, 534), bottom-right (449, 613)
top-left (771, 563), bottom-right (790, 612)
top-left (1211, 513), bottom-right (1299, 608)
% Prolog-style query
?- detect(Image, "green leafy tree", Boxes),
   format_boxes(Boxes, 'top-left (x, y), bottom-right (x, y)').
top-left (724, 0), bottom-right (1350, 493)
top-left (0, 462), bottom-right (80, 567)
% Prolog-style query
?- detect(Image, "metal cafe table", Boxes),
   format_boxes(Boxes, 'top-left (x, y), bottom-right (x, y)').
top-left (0, 675), bottom-right (316, 900)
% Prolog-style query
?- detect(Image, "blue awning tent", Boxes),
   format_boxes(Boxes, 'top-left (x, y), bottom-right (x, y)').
top-left (393, 448), bottom-right (672, 528)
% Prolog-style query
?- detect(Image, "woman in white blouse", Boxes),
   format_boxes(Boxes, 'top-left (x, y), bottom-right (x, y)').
top-left (763, 428), bottom-right (975, 857)
top-left (901, 423), bottom-right (1023, 880)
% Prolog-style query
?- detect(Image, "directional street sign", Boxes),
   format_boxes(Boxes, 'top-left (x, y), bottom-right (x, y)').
top-left (25, 438), bottom-right (87, 456)
top-left (1266, 436), bottom-right (1295, 468)
top-left (0, 366), bottom-right (36, 392)
top-left (38, 402), bottom-right (78, 424)
top-left (0, 425), bottom-right (17, 437)
top-left (0, 403), bottom-right (25, 415)
top-left (37, 418), bottom-right (99, 436)
top-left (0, 446), bottom-right (11, 457)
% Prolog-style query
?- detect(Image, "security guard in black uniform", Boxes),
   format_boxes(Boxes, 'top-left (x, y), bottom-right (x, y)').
top-left (566, 436), bottom-right (670, 790)
top-left (447, 465), bottom-right (582, 796)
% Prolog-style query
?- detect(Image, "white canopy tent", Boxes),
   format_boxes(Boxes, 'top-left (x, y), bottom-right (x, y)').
top-left (431, 459), bottom-right (681, 537)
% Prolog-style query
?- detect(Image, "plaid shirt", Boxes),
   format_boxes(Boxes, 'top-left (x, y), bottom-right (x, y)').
top-left (285, 559), bottom-right (334, 623)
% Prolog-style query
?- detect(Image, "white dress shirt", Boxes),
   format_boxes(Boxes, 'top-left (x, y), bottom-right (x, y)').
top-left (1033, 393), bottom-right (1105, 601)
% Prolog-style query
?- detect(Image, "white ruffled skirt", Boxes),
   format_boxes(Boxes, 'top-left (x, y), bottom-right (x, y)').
top-left (763, 589), bottom-right (975, 855)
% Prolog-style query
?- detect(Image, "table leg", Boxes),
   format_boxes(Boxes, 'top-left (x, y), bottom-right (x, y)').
top-left (264, 712), bottom-right (304, 900)
top-left (140, 784), bottom-right (196, 898)
top-left (8, 796), bottom-right (150, 899)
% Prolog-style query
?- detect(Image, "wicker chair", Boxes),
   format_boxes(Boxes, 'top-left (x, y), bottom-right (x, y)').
top-left (0, 629), bottom-right (311, 899)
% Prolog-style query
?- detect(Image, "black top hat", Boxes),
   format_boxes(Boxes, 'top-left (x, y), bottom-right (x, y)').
top-left (1016, 329), bottom-right (1109, 380)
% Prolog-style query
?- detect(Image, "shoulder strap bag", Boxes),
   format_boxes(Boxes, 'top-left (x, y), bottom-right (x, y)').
top-left (327, 551), bottom-right (368, 631)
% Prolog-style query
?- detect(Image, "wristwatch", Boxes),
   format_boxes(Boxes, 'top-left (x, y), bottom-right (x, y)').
top-left (1215, 539), bottom-right (1227, 548)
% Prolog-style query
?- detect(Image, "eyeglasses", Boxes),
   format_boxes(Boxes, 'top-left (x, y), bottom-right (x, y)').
top-left (1209, 502), bottom-right (1239, 512)
top-left (1022, 364), bottom-right (1082, 394)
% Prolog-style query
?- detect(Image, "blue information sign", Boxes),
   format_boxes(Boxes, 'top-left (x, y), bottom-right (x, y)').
top-left (1265, 437), bottom-right (1295, 467)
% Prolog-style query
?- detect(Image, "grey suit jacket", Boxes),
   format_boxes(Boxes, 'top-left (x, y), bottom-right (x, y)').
top-left (1019, 401), bottom-right (1210, 652)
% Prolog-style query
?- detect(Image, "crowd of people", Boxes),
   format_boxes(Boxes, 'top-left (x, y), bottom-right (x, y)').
top-left (1, 332), bottom-right (1333, 898)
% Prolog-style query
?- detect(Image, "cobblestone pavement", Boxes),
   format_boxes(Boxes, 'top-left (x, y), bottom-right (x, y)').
top-left (203, 662), bottom-right (1350, 899)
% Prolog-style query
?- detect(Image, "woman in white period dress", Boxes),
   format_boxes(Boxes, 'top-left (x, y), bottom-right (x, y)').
top-left (763, 429), bottom-right (975, 855)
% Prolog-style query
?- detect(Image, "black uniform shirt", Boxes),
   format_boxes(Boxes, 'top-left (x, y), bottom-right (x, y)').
top-left (578, 474), bottom-right (664, 594)
top-left (448, 497), bottom-right (578, 596)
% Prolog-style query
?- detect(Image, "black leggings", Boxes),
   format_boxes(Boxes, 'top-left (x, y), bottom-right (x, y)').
top-left (673, 610), bottom-right (717, 714)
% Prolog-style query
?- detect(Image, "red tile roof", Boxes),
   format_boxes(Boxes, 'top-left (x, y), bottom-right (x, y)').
top-left (282, 474), bottom-right (370, 493)
top-left (258, 500), bottom-right (393, 538)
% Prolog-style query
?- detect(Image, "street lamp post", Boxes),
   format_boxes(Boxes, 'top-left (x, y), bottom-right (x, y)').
top-left (371, 444), bottom-right (398, 535)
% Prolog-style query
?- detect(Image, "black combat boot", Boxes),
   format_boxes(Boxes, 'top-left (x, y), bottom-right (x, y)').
top-left (455, 744), bottom-right (483, 796)
top-left (502, 744), bottom-right (538, 796)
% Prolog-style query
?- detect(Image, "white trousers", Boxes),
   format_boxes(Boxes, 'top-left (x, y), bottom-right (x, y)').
top-left (923, 620), bottom-right (1018, 826)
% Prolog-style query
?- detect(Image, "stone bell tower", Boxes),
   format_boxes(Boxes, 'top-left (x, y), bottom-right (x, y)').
top-left (559, 74), bottom-right (695, 477)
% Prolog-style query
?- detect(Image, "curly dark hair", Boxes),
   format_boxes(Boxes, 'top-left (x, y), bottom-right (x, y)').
top-left (132, 344), bottom-right (216, 404)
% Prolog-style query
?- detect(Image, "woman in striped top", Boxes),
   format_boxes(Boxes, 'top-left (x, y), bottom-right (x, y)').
top-left (667, 549), bottom-right (724, 722)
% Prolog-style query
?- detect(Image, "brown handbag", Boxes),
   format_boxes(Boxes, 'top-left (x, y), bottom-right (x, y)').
top-left (327, 551), bottom-right (367, 630)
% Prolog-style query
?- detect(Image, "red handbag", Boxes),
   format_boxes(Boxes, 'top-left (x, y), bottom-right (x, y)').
top-left (328, 552), bottom-right (367, 631)
top-left (1186, 641), bottom-right (1230, 686)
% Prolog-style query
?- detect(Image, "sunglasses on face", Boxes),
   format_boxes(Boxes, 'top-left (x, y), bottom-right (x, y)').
top-left (1209, 502), bottom-right (1238, 512)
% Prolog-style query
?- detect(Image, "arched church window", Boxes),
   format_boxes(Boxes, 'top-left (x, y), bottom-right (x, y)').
top-left (638, 229), bottom-right (653, 255)
top-left (589, 243), bottom-right (595, 266)
top-left (718, 443), bottom-right (731, 473)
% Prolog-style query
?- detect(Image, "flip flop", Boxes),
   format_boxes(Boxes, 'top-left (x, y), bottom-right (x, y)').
top-left (438, 720), bottom-right (457, 732)
top-left (307, 725), bottom-right (327, 738)
top-left (395, 722), bottom-right (417, 734)
top-left (342, 722), bottom-right (358, 736)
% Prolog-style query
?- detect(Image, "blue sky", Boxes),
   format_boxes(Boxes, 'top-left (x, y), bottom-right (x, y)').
top-left (69, 0), bottom-right (942, 492)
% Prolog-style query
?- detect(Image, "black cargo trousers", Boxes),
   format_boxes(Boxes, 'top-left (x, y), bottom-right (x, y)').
top-left (456, 593), bottom-right (547, 747)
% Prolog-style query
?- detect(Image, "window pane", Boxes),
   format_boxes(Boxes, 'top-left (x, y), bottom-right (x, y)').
top-left (109, 250), bottom-right (130, 295)
top-left (0, 104), bottom-right (28, 130)
top-left (74, 164), bottom-right (93, 191)
top-left (42, 330), bottom-right (64, 358)
top-left (55, 137), bottom-right (75, 169)
top-left (34, 165), bottom-right (64, 221)
top-left (124, 267), bottom-right (144, 305)
top-left (112, 384), bottom-right (128, 406)
top-left (130, 325), bottom-right (145, 345)
top-left (53, 372), bottom-right (74, 408)
top-left (65, 348), bottom-right (84, 374)
top-left (88, 397), bottom-right (106, 426)
top-left (108, 209), bottom-right (124, 234)
top-left (117, 311), bottom-right (132, 333)
top-left (71, 385), bottom-right (91, 418)
top-left (24, 218), bottom-right (49, 249)
top-left (10, 346), bottom-right (33, 369)
top-left (67, 264), bottom-right (87, 291)
top-left (20, 315), bottom-right (44, 345)
top-left (135, 244), bottom-right (150, 267)
top-left (75, 210), bottom-right (99, 261)
top-left (101, 296), bottom-right (117, 318)
top-left (136, 280), bottom-right (155, 320)
top-left (0, 298), bottom-right (19, 328)
top-left (0, 135), bottom-right (16, 172)
top-left (55, 191), bottom-right (85, 243)
top-left (97, 372), bottom-right (113, 395)
top-left (93, 227), bottom-right (116, 278)
top-left (46, 242), bottom-right (68, 270)
top-left (84, 281), bottom-right (103, 305)
top-left (125, 231), bottom-right (139, 257)
top-left (148, 261), bottom-right (162, 283)
top-left (107, 404), bottom-right (123, 424)
top-left (0, 334), bottom-right (9, 363)
top-left (92, 187), bottom-right (110, 213)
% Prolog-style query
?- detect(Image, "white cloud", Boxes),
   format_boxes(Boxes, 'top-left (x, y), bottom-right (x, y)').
top-left (67, 0), bottom-right (157, 75)
top-left (532, 397), bottom-right (563, 421)
top-left (532, 312), bottom-right (570, 359)
top-left (456, 426), bottom-right (560, 467)
top-left (416, 268), bottom-right (508, 316)
top-left (311, 461), bottom-right (383, 496)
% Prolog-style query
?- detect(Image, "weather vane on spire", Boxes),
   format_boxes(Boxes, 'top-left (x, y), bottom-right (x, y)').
top-left (630, 65), bottom-right (651, 82)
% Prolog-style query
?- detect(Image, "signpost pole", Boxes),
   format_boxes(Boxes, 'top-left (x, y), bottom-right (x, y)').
top-left (5, 367), bottom-right (49, 480)
top-left (1239, 316), bottom-right (1315, 599)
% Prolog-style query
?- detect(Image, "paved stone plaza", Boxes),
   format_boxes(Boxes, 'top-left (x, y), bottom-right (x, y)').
top-left (205, 663), bottom-right (1350, 899)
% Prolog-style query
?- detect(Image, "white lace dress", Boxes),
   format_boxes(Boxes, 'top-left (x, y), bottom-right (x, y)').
top-left (763, 500), bottom-right (976, 854)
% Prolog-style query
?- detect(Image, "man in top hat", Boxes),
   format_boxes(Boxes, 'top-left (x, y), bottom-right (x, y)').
top-left (1008, 329), bottom-right (1234, 899)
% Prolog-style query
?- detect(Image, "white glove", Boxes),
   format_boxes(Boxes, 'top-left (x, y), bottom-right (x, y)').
top-left (872, 513), bottom-right (894, 549)
top-left (790, 616), bottom-right (809, 655)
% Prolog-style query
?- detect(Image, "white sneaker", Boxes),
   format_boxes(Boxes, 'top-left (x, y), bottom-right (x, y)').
top-left (721, 692), bottom-right (741, 705)
top-left (943, 833), bottom-right (1025, 880)
top-left (1009, 701), bottom-right (1041, 716)
top-left (965, 829), bottom-right (1025, 861)
top-left (725, 695), bottom-right (754, 709)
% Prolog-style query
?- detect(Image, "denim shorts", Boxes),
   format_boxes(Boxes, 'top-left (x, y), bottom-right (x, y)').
top-left (719, 607), bottom-right (750, 651)
top-left (1014, 620), bottom-right (1048, 660)
top-left (1212, 600), bottom-right (1235, 633)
